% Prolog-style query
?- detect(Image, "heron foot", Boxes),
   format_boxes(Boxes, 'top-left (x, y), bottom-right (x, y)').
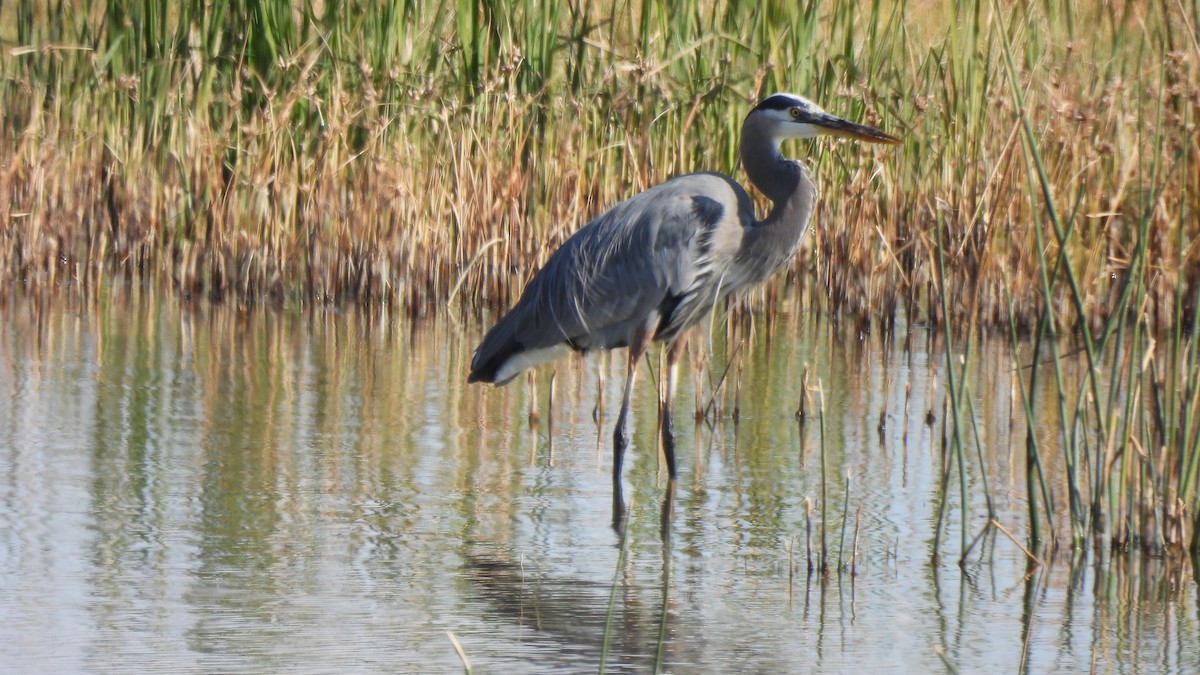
top-left (660, 412), bottom-right (678, 479)
top-left (612, 424), bottom-right (629, 480)
top-left (660, 478), bottom-right (677, 542)
top-left (611, 477), bottom-right (627, 533)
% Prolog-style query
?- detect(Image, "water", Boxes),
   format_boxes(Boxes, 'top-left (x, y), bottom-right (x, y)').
top-left (0, 287), bottom-right (1195, 673)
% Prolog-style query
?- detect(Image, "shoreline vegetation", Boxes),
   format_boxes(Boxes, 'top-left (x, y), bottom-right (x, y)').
top-left (3, 1), bottom-right (1200, 553)
top-left (0, 2), bottom-right (1193, 328)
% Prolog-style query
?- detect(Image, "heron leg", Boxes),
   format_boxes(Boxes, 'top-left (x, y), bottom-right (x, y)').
top-left (613, 325), bottom-right (653, 486)
top-left (659, 334), bottom-right (687, 480)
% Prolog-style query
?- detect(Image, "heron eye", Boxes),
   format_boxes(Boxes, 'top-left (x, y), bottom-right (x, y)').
top-left (789, 107), bottom-right (802, 119)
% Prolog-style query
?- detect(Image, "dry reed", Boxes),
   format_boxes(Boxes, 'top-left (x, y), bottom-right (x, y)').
top-left (0, 2), bottom-right (1194, 332)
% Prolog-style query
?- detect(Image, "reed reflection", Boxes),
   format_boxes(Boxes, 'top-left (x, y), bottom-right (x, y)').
top-left (0, 292), bottom-right (1196, 672)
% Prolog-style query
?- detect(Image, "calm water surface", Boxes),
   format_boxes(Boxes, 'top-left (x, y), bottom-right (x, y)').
top-left (0, 288), bottom-right (1196, 673)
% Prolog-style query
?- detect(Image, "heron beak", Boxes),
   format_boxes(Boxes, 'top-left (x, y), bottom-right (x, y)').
top-left (811, 112), bottom-right (901, 145)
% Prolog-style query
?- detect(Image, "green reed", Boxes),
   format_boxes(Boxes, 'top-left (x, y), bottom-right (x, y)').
top-left (4, 1), bottom-right (1195, 322)
top-left (988, 0), bottom-right (1199, 554)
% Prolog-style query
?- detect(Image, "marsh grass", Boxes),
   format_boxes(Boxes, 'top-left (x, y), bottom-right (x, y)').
top-left (3, 2), bottom-right (1200, 552)
top-left (923, 0), bottom-right (1200, 558)
top-left (2, 1), bottom-right (1195, 324)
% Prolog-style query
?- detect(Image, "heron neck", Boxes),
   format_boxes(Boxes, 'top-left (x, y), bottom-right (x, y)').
top-left (739, 119), bottom-right (817, 255)
top-left (741, 122), bottom-right (799, 203)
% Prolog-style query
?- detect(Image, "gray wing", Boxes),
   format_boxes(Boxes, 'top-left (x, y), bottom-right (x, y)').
top-left (469, 172), bottom-right (754, 384)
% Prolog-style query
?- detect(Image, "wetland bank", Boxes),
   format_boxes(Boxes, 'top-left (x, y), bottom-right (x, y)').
top-left (2, 0), bottom-right (1199, 671)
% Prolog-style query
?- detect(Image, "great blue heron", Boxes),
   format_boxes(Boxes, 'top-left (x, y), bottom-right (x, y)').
top-left (469, 93), bottom-right (900, 487)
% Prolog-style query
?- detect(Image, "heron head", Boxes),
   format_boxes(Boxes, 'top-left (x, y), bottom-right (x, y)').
top-left (749, 93), bottom-right (901, 145)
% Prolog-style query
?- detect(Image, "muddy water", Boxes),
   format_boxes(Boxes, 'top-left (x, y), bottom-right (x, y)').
top-left (0, 288), bottom-right (1195, 673)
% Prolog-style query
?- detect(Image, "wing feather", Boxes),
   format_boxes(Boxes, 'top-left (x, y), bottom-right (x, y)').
top-left (469, 172), bottom-right (753, 384)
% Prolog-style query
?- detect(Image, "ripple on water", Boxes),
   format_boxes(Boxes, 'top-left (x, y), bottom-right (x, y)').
top-left (0, 297), bottom-right (1194, 673)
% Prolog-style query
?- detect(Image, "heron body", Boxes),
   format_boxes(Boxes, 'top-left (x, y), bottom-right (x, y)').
top-left (468, 172), bottom-right (764, 385)
top-left (469, 93), bottom-right (899, 489)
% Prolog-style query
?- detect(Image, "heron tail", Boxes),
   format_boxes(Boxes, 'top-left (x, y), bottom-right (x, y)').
top-left (469, 329), bottom-right (569, 386)
top-left (467, 339), bottom-right (512, 384)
